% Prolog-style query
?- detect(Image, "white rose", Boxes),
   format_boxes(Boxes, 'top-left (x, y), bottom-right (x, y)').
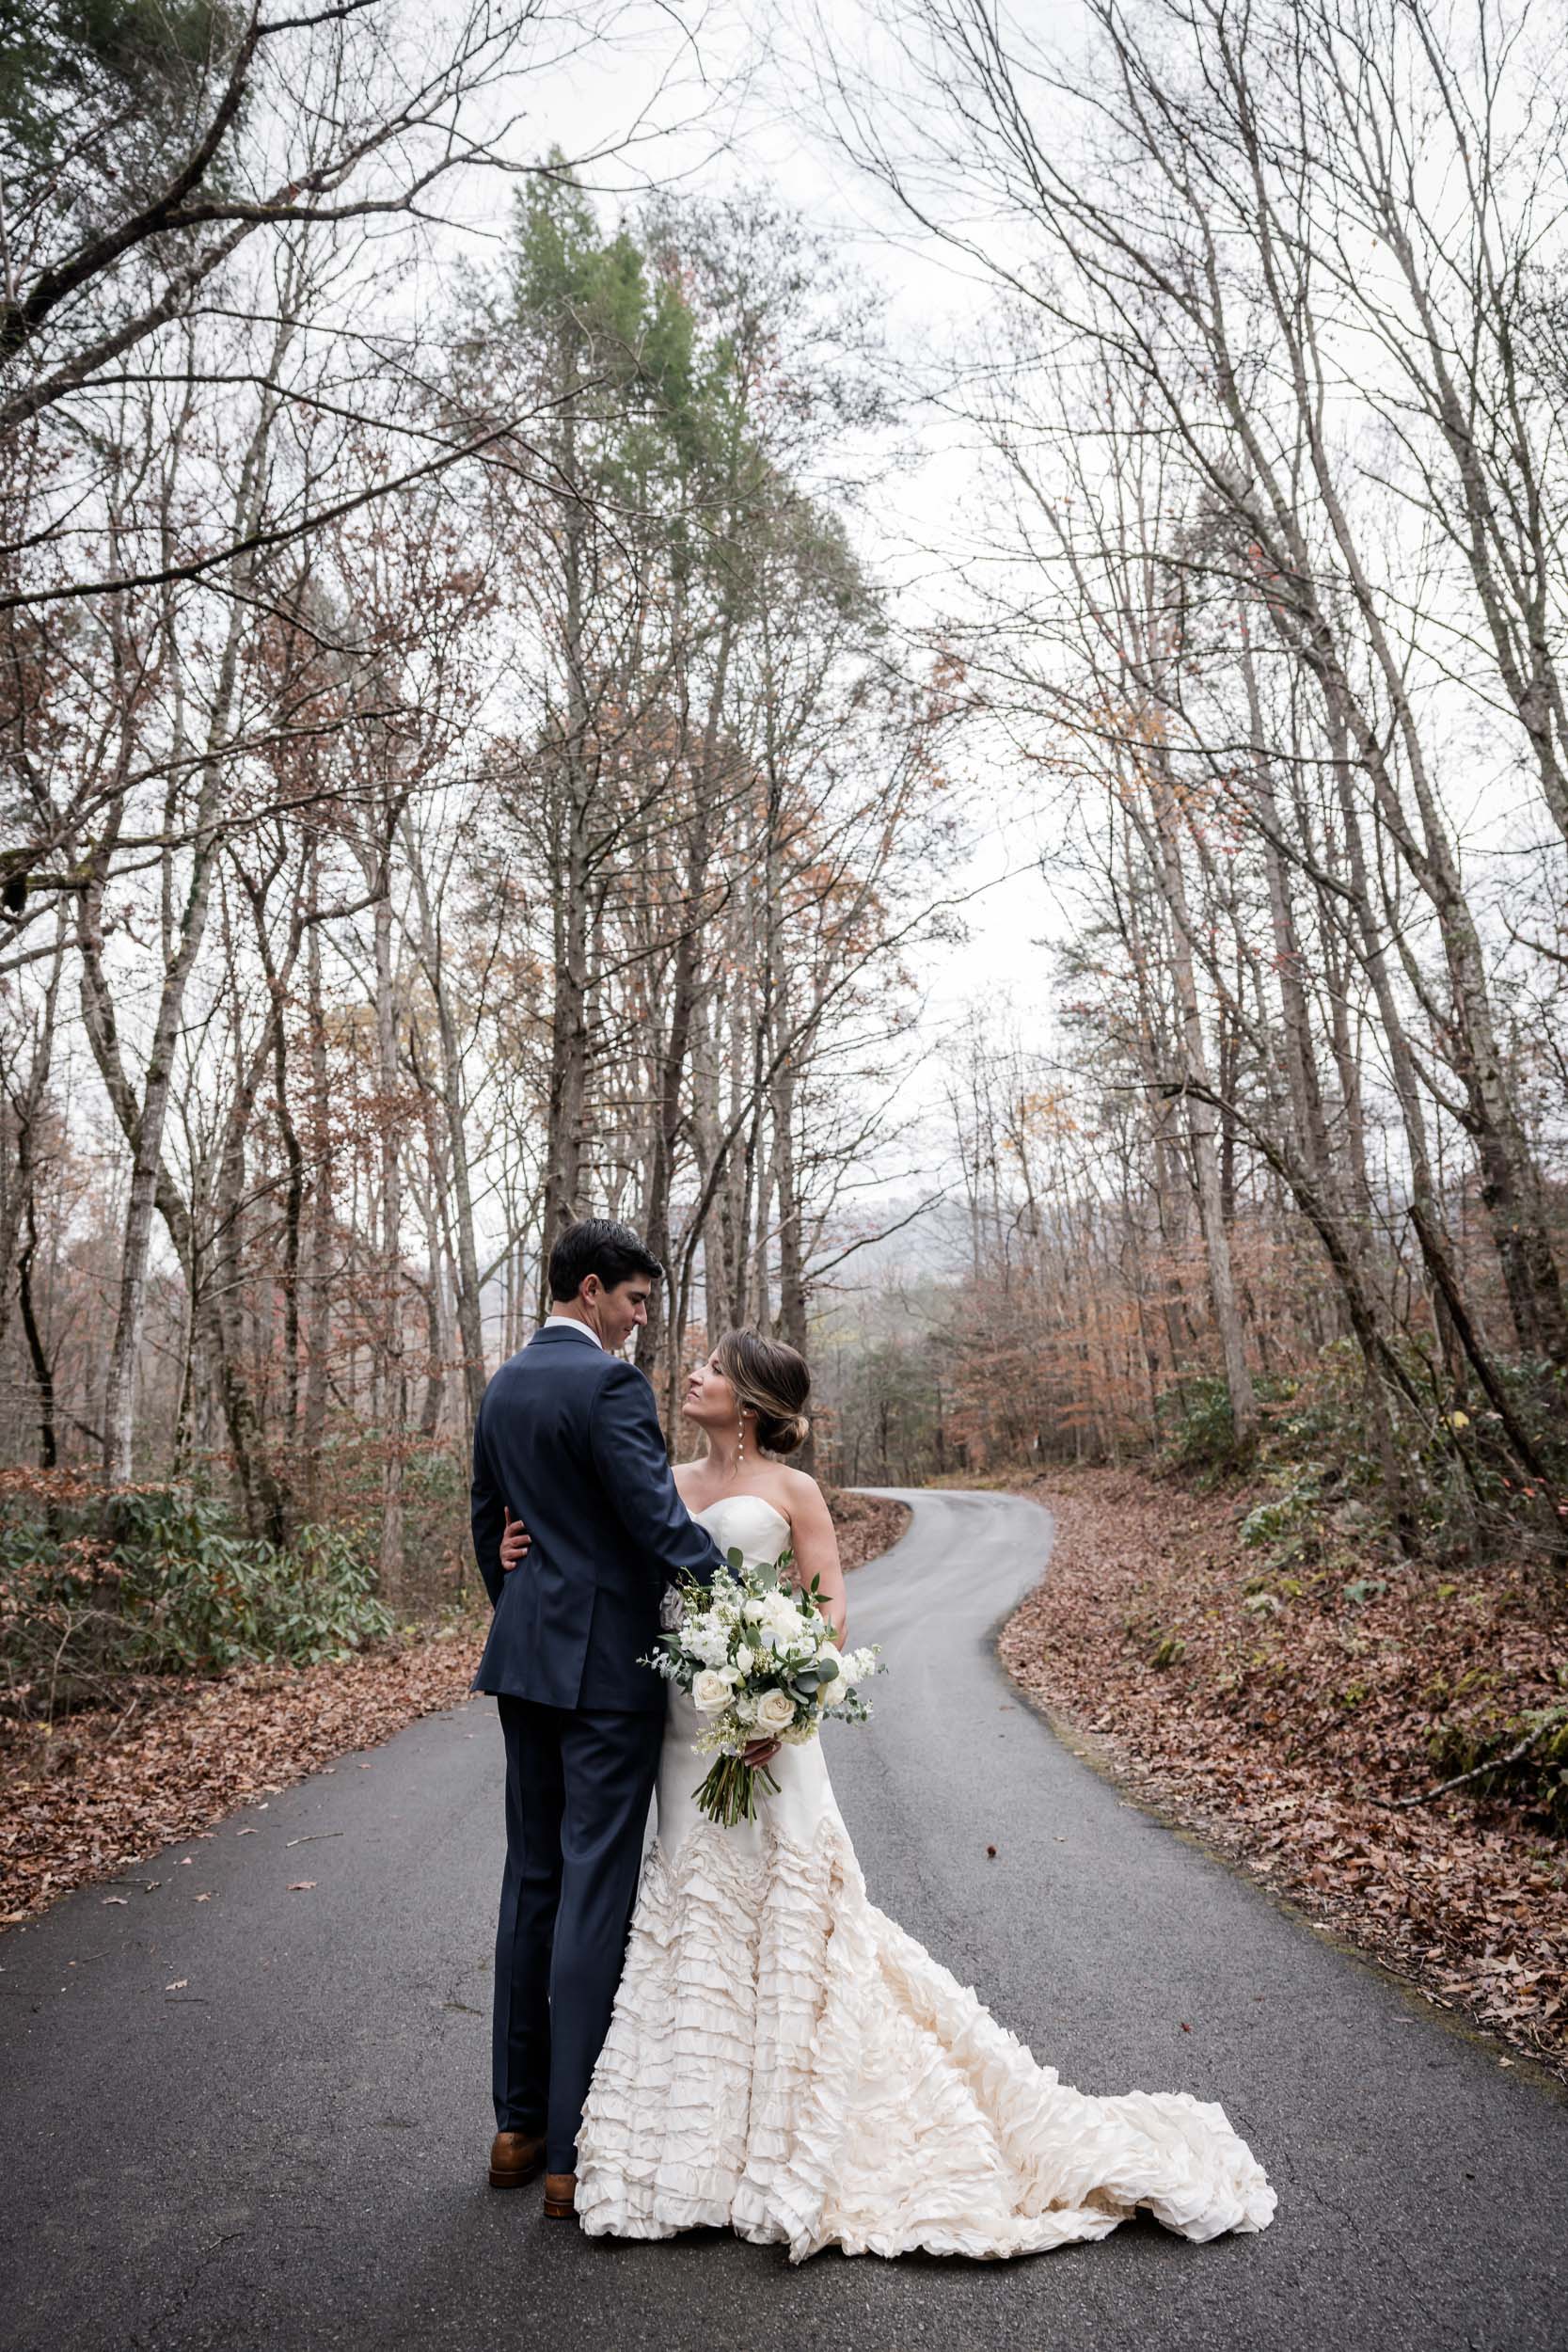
top-left (692, 1669), bottom-right (730, 1714)
top-left (755, 1687), bottom-right (796, 1735)
top-left (735, 1645), bottom-right (753, 1676)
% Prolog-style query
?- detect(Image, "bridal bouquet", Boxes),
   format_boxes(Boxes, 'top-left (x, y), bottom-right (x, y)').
top-left (641, 1548), bottom-right (884, 1828)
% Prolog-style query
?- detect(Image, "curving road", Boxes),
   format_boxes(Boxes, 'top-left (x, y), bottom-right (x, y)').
top-left (4, 1487), bottom-right (1567, 2351)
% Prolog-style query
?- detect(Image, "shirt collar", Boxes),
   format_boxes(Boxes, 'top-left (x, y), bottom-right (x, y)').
top-left (541, 1313), bottom-right (603, 1349)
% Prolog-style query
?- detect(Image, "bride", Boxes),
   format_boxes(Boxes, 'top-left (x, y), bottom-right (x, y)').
top-left (501, 1327), bottom-right (1275, 2263)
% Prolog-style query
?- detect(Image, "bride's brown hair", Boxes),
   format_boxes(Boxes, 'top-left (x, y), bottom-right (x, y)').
top-left (713, 1328), bottom-right (812, 1456)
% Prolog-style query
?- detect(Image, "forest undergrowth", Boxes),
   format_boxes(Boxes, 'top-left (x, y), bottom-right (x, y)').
top-left (1002, 1455), bottom-right (1568, 2080)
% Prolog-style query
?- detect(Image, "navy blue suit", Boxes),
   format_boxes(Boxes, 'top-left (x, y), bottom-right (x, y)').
top-left (470, 1325), bottom-right (724, 2170)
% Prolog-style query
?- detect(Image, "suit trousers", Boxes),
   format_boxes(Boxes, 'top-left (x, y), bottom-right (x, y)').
top-left (492, 1694), bottom-right (662, 2172)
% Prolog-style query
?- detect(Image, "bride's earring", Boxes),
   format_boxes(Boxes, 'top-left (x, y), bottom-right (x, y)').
top-left (736, 1414), bottom-right (747, 1469)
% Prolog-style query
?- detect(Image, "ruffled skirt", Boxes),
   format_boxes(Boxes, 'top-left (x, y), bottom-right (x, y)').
top-left (575, 1711), bottom-right (1275, 2262)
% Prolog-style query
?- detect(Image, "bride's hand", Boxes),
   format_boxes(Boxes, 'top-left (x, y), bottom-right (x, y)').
top-left (499, 1506), bottom-right (531, 1572)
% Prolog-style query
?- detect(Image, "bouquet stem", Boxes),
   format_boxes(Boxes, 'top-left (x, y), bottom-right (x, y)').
top-left (694, 1753), bottom-right (781, 1828)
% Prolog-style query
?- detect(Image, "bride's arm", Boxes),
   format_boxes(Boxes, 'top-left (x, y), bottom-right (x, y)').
top-left (782, 1473), bottom-right (847, 1641)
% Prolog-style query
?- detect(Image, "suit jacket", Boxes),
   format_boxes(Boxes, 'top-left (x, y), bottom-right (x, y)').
top-left (469, 1326), bottom-right (725, 1712)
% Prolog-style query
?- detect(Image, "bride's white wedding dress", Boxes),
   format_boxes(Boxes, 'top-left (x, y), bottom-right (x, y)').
top-left (575, 1494), bottom-right (1276, 2262)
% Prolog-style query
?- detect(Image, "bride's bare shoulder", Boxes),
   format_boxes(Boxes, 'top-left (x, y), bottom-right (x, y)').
top-left (767, 1463), bottom-right (829, 1515)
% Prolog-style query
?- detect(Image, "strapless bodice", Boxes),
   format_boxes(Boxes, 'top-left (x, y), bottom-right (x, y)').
top-left (692, 1492), bottom-right (791, 1571)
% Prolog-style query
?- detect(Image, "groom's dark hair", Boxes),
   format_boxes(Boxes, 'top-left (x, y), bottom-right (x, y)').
top-left (548, 1216), bottom-right (663, 1301)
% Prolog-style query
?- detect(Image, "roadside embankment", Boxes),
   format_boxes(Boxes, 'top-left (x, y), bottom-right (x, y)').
top-left (999, 1466), bottom-right (1568, 2079)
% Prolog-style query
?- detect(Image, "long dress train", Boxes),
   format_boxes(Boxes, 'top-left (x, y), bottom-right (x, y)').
top-left (575, 1494), bottom-right (1276, 2262)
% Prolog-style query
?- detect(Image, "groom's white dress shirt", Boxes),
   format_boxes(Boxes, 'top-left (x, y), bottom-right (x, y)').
top-left (542, 1314), bottom-right (602, 1346)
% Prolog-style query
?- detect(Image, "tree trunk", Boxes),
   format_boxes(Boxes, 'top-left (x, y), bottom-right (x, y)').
top-left (302, 899), bottom-right (333, 1516)
top-left (372, 872), bottom-right (405, 1604)
top-left (1148, 753), bottom-right (1258, 1442)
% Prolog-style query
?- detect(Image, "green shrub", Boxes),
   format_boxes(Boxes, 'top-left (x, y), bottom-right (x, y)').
top-left (1255, 1341), bottom-right (1567, 1565)
top-left (1155, 1371), bottom-right (1314, 1483)
top-left (0, 1483), bottom-right (391, 1717)
top-left (1154, 1376), bottom-right (1240, 1475)
top-left (1424, 1702), bottom-right (1568, 1836)
top-left (1239, 1467), bottom-right (1327, 1551)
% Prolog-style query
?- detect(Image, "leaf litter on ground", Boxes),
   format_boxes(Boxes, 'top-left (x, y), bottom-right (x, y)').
top-left (1, 1639), bottom-right (481, 1921)
top-left (1000, 1466), bottom-right (1568, 2082)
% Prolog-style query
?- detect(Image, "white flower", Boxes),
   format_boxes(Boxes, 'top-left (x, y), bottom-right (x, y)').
top-left (692, 1669), bottom-right (730, 1713)
top-left (647, 1552), bottom-right (883, 1763)
top-left (755, 1687), bottom-right (796, 1734)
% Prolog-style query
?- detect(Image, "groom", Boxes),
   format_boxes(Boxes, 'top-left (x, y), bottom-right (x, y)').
top-left (469, 1217), bottom-right (726, 2217)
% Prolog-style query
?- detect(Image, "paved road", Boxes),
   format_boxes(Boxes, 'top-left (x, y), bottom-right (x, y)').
top-left (4, 1488), bottom-right (1566, 2351)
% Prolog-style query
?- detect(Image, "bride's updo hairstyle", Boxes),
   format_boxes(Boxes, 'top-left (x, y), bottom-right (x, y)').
top-left (713, 1329), bottom-right (812, 1456)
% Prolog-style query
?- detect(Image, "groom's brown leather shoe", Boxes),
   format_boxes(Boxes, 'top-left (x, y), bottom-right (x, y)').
top-left (488, 2130), bottom-right (546, 2189)
top-left (543, 2170), bottom-right (577, 2219)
